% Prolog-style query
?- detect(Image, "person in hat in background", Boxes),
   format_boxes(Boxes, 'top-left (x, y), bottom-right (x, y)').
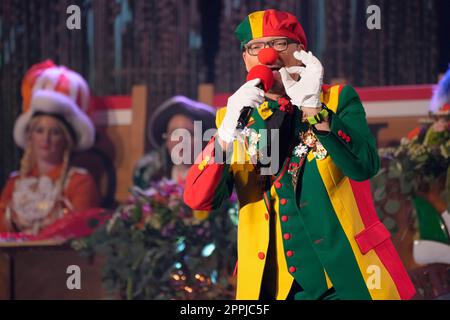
top-left (134, 95), bottom-right (216, 188)
top-left (0, 60), bottom-right (101, 235)
top-left (184, 9), bottom-right (416, 299)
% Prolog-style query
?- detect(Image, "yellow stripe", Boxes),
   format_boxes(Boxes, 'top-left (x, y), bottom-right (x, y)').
top-left (324, 270), bottom-right (333, 289)
top-left (320, 85), bottom-right (340, 112)
top-left (316, 86), bottom-right (400, 299)
top-left (215, 107), bottom-right (227, 128)
top-left (235, 196), bottom-right (269, 299)
top-left (248, 11), bottom-right (265, 39)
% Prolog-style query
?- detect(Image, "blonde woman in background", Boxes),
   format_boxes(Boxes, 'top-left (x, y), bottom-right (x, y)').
top-left (0, 60), bottom-right (100, 235)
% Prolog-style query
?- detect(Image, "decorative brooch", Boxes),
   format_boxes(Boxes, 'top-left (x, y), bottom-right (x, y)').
top-left (312, 142), bottom-right (328, 160)
top-left (278, 97), bottom-right (294, 114)
top-left (247, 131), bottom-right (262, 158)
top-left (293, 144), bottom-right (309, 158)
top-left (298, 128), bottom-right (328, 161)
top-left (236, 127), bottom-right (251, 143)
top-left (236, 127), bottom-right (263, 161)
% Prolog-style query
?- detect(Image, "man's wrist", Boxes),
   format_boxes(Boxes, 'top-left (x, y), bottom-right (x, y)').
top-left (306, 108), bottom-right (329, 125)
top-left (313, 121), bottom-right (331, 132)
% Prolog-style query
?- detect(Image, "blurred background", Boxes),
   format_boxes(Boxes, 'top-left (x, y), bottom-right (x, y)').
top-left (1, 0), bottom-right (449, 185)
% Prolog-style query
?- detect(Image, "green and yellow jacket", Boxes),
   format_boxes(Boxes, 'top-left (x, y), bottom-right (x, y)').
top-left (184, 84), bottom-right (416, 300)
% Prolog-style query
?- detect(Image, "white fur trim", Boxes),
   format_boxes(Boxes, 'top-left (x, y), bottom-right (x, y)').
top-left (13, 90), bottom-right (95, 151)
top-left (413, 239), bottom-right (450, 265)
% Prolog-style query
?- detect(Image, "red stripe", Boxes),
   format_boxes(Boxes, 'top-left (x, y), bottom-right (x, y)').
top-left (273, 156), bottom-right (290, 184)
top-left (263, 192), bottom-right (271, 215)
top-left (349, 179), bottom-right (416, 300)
top-left (355, 85), bottom-right (433, 102)
top-left (380, 241), bottom-right (416, 300)
top-left (348, 180), bottom-right (378, 227)
top-left (355, 221), bottom-right (391, 254)
top-left (213, 94), bottom-right (231, 108)
top-left (90, 96), bottom-right (132, 111)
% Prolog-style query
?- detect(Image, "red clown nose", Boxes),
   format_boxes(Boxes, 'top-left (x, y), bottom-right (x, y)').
top-left (257, 47), bottom-right (279, 65)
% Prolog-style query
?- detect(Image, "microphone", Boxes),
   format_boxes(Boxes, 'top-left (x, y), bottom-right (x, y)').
top-left (236, 64), bottom-right (275, 129)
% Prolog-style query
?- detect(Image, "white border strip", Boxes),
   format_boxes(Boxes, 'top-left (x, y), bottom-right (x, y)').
top-left (363, 99), bottom-right (429, 118)
top-left (91, 99), bottom-right (429, 125)
top-left (92, 110), bottom-right (133, 126)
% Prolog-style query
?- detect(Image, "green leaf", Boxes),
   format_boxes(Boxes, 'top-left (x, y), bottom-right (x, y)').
top-left (373, 186), bottom-right (386, 202)
top-left (383, 199), bottom-right (401, 214)
top-left (388, 165), bottom-right (402, 178)
top-left (375, 207), bottom-right (385, 220)
top-left (87, 218), bottom-right (99, 229)
top-left (383, 216), bottom-right (397, 232)
top-left (132, 204), bottom-right (142, 224)
top-left (400, 180), bottom-right (413, 194)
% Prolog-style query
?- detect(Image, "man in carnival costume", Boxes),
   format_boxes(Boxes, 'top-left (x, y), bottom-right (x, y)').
top-left (184, 9), bottom-right (416, 300)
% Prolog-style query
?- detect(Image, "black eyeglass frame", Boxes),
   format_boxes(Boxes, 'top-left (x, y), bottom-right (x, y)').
top-left (244, 38), bottom-right (299, 56)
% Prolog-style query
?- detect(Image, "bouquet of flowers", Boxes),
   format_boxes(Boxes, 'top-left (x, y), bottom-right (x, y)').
top-left (371, 113), bottom-right (450, 232)
top-left (73, 178), bottom-right (238, 300)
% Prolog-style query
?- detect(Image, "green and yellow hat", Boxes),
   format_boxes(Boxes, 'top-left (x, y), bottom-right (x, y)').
top-left (235, 9), bottom-right (308, 49)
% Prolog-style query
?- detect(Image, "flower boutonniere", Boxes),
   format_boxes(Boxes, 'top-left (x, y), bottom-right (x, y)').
top-left (288, 162), bottom-right (300, 175)
top-left (278, 97), bottom-right (294, 114)
top-left (247, 131), bottom-right (262, 158)
top-left (297, 128), bottom-right (328, 160)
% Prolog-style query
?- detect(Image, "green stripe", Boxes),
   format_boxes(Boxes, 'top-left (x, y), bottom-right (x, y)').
top-left (235, 16), bottom-right (253, 47)
top-left (298, 158), bottom-right (372, 299)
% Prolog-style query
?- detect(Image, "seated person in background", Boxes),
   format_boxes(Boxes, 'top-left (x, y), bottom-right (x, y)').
top-left (0, 60), bottom-right (100, 235)
top-left (134, 95), bottom-right (216, 188)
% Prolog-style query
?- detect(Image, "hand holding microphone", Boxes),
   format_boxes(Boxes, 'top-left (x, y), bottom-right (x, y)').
top-left (217, 78), bottom-right (265, 143)
top-left (218, 62), bottom-right (275, 143)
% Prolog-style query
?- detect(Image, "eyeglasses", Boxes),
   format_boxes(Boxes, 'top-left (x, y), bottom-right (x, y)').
top-left (245, 38), bottom-right (299, 56)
